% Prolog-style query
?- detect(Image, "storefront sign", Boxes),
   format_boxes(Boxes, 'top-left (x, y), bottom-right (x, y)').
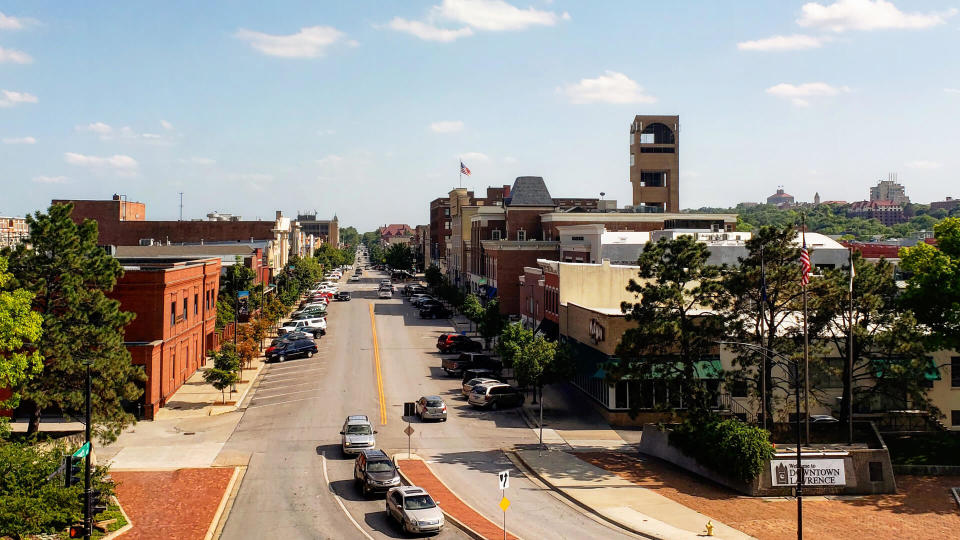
top-left (589, 318), bottom-right (605, 344)
top-left (770, 459), bottom-right (846, 487)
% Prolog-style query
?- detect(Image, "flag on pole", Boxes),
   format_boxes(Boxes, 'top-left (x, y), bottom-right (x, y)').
top-left (460, 161), bottom-right (471, 176)
top-left (800, 239), bottom-right (811, 287)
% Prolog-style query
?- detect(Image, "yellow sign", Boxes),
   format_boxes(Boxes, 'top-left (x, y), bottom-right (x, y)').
top-left (499, 497), bottom-right (510, 512)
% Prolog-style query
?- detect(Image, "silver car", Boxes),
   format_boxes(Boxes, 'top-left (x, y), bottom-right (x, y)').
top-left (416, 396), bottom-right (447, 422)
top-left (462, 378), bottom-right (500, 397)
top-left (386, 486), bottom-right (444, 534)
top-left (340, 415), bottom-right (377, 455)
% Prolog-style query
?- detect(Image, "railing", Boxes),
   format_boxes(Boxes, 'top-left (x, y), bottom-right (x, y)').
top-left (715, 393), bottom-right (751, 422)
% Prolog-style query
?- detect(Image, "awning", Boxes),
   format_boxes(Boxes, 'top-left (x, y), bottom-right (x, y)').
top-left (594, 357), bottom-right (722, 380)
top-left (533, 318), bottom-right (559, 341)
top-left (872, 357), bottom-right (941, 381)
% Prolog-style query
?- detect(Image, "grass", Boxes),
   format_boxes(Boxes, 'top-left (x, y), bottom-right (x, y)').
top-left (885, 432), bottom-right (960, 466)
top-left (45, 502), bottom-right (127, 539)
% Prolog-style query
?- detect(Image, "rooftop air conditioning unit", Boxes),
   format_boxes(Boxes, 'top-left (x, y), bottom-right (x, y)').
top-left (139, 238), bottom-right (155, 246)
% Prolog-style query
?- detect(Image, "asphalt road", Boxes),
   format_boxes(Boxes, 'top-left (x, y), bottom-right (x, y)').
top-left (220, 269), bottom-right (634, 539)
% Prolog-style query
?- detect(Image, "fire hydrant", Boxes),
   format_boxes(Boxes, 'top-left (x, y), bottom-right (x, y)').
top-left (705, 520), bottom-right (715, 536)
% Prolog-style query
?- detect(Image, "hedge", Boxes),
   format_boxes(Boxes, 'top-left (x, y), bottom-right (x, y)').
top-left (670, 417), bottom-right (774, 483)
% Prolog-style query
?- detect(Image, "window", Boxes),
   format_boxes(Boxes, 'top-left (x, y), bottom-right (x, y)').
top-left (170, 301), bottom-right (176, 327)
top-left (640, 171), bottom-right (665, 187)
top-left (630, 153), bottom-right (635, 167)
top-left (444, 221), bottom-right (451, 230)
top-left (639, 133), bottom-right (655, 144)
top-left (571, 236), bottom-right (584, 241)
top-left (492, 230), bottom-right (502, 240)
top-left (953, 410), bottom-right (960, 427)
top-left (517, 230), bottom-right (526, 241)
top-left (640, 147), bottom-right (675, 153)
top-left (194, 293), bottom-right (199, 315)
top-left (183, 296), bottom-right (188, 320)
top-left (444, 208), bottom-right (450, 216)
top-left (630, 133), bottom-right (634, 145)
top-left (952, 357), bottom-right (960, 388)
top-left (731, 379), bottom-right (748, 398)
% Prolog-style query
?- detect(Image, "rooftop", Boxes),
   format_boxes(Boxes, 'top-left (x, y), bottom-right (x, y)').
top-left (506, 176), bottom-right (554, 207)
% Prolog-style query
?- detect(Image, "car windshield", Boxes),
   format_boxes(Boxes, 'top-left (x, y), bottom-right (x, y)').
top-left (403, 495), bottom-right (436, 510)
top-left (367, 461), bottom-right (394, 473)
top-left (346, 424), bottom-right (372, 435)
top-left (426, 399), bottom-right (443, 407)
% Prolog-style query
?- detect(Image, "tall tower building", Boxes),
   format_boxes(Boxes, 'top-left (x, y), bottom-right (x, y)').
top-left (629, 115), bottom-right (680, 212)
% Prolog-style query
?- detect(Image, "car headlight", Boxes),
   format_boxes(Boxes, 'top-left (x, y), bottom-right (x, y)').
top-left (344, 442), bottom-right (351, 446)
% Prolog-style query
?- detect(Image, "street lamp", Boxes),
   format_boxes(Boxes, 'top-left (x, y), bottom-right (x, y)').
top-left (716, 340), bottom-right (805, 540)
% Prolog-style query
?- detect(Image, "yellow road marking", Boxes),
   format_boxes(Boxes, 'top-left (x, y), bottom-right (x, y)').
top-left (369, 303), bottom-right (387, 425)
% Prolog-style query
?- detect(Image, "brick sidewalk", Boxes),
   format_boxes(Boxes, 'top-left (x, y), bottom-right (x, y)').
top-left (397, 459), bottom-right (518, 540)
top-left (112, 468), bottom-right (236, 540)
top-left (578, 451), bottom-right (960, 540)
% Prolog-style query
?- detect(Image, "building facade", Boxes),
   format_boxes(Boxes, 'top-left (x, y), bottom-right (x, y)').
top-left (930, 197), bottom-right (959, 213)
top-left (427, 197), bottom-right (452, 270)
top-left (0, 215), bottom-right (28, 249)
top-left (629, 115), bottom-right (680, 212)
top-left (766, 188), bottom-right (795, 207)
top-left (296, 213), bottom-right (339, 246)
top-left (848, 200), bottom-right (906, 226)
top-left (870, 175), bottom-right (909, 205)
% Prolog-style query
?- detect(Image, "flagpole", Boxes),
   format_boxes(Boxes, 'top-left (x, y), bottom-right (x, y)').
top-left (802, 214), bottom-right (810, 445)
top-left (459, 158), bottom-right (462, 188)
top-left (847, 247), bottom-right (855, 445)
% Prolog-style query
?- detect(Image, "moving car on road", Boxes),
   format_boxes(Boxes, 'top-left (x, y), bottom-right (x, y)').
top-left (350, 274), bottom-right (360, 282)
top-left (415, 396), bottom-right (448, 422)
top-left (468, 383), bottom-right (525, 410)
top-left (335, 291), bottom-right (351, 301)
top-left (265, 336), bottom-right (317, 363)
top-left (385, 486), bottom-right (444, 535)
top-left (341, 415), bottom-right (377, 455)
top-left (378, 288), bottom-right (393, 299)
top-left (354, 449), bottom-right (401, 497)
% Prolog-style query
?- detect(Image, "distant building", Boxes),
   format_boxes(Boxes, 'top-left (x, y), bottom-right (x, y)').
top-left (870, 174), bottom-right (910, 205)
top-left (629, 115), bottom-right (680, 213)
top-left (814, 192), bottom-right (821, 205)
top-left (848, 200), bottom-right (906, 226)
top-left (296, 213), bottom-right (339, 246)
top-left (930, 197), bottom-right (959, 213)
top-left (426, 197), bottom-right (452, 270)
top-left (766, 188), bottom-right (795, 207)
top-left (0, 215), bottom-right (28, 249)
top-left (379, 224), bottom-right (414, 246)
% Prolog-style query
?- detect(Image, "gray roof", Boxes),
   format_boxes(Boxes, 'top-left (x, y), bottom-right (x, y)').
top-left (507, 176), bottom-right (554, 207)
top-left (114, 245), bottom-right (260, 257)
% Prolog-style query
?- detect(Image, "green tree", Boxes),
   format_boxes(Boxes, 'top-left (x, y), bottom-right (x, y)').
top-left (204, 345), bottom-right (240, 403)
top-left (339, 226), bottom-right (360, 247)
top-left (0, 256), bottom-right (43, 435)
top-left (496, 323), bottom-right (534, 368)
top-left (476, 299), bottom-right (506, 351)
top-left (462, 294), bottom-right (483, 328)
top-left (512, 335), bottom-right (557, 390)
top-left (899, 217), bottom-right (960, 351)
top-left (612, 235), bottom-right (731, 418)
top-left (425, 265), bottom-right (443, 288)
top-left (385, 243), bottom-right (414, 271)
top-left (4, 204), bottom-right (144, 442)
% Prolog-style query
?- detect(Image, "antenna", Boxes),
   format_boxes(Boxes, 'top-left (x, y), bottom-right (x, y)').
top-left (178, 192), bottom-right (184, 221)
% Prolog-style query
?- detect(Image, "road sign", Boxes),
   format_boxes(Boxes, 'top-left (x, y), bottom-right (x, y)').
top-left (499, 497), bottom-right (510, 512)
top-left (404, 425), bottom-right (415, 437)
top-left (72, 442), bottom-right (90, 459)
top-left (403, 402), bottom-right (417, 417)
top-left (498, 470), bottom-right (509, 490)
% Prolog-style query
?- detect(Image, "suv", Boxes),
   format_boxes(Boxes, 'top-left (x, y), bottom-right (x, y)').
top-left (436, 334), bottom-right (482, 353)
top-left (354, 449), bottom-right (401, 496)
top-left (385, 486), bottom-right (444, 535)
top-left (280, 317), bottom-right (326, 336)
top-left (462, 375), bottom-right (501, 397)
top-left (419, 304), bottom-right (450, 319)
top-left (341, 415), bottom-right (377, 455)
top-left (265, 337), bottom-right (317, 363)
top-left (415, 396), bottom-right (447, 422)
top-left (441, 353), bottom-right (499, 375)
top-left (468, 383), bottom-right (524, 410)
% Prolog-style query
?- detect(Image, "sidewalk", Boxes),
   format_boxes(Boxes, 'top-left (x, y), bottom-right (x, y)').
top-left (518, 383), bottom-right (632, 451)
top-left (513, 449), bottom-right (752, 540)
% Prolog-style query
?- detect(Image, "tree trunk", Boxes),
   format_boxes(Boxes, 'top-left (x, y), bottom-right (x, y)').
top-left (27, 407), bottom-right (41, 436)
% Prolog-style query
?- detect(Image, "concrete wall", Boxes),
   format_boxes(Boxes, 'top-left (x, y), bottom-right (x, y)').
top-left (555, 260), bottom-right (640, 314)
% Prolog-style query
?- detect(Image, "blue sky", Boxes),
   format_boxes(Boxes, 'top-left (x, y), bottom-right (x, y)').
top-left (1, 0), bottom-right (958, 231)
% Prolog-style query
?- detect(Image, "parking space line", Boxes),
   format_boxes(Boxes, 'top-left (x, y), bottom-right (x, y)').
top-left (246, 396), bottom-right (323, 409)
top-left (251, 388), bottom-right (319, 401)
top-left (369, 303), bottom-right (387, 426)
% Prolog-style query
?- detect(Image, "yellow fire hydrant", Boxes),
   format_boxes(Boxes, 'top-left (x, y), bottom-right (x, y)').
top-left (705, 520), bottom-right (715, 536)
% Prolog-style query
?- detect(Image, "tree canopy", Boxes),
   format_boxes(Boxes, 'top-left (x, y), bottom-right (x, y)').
top-left (899, 217), bottom-right (960, 351)
top-left (385, 243), bottom-right (414, 271)
top-left (0, 256), bottom-right (44, 433)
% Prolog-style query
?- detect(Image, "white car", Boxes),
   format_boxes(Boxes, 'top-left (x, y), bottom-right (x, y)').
top-left (350, 275), bottom-right (360, 282)
top-left (280, 317), bottom-right (327, 336)
top-left (378, 289), bottom-right (393, 299)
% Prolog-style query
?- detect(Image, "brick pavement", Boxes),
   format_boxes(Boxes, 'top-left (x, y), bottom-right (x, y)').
top-left (578, 451), bottom-right (960, 540)
top-left (112, 467), bottom-right (236, 540)
top-left (397, 459), bottom-right (518, 540)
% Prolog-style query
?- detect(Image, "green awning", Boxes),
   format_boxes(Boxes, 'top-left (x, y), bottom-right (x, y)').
top-left (594, 357), bottom-right (722, 380)
top-left (873, 357), bottom-right (941, 381)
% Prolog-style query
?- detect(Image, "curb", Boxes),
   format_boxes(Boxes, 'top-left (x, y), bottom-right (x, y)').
top-left (509, 450), bottom-right (663, 540)
top-left (101, 495), bottom-right (133, 539)
top-left (392, 453), bottom-right (501, 540)
top-left (205, 465), bottom-right (245, 540)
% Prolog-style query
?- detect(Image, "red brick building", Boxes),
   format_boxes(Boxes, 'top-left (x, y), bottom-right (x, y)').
top-left (427, 197), bottom-right (451, 268)
top-left (109, 257), bottom-right (221, 419)
top-left (847, 200), bottom-right (906, 226)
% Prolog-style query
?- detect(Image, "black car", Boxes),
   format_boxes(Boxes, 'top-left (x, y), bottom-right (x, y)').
top-left (265, 337), bottom-right (317, 363)
top-left (354, 449), bottom-right (401, 497)
top-left (437, 334), bottom-right (483, 353)
top-left (335, 291), bottom-right (352, 301)
top-left (419, 304), bottom-right (451, 319)
top-left (269, 331), bottom-right (311, 348)
top-left (442, 353), bottom-right (501, 375)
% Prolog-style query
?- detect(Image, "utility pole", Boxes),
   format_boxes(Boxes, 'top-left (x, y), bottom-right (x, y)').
top-left (795, 356), bottom-right (803, 540)
top-left (83, 359), bottom-right (92, 540)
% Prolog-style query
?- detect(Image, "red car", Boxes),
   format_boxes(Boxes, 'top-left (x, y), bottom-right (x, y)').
top-left (436, 334), bottom-right (482, 353)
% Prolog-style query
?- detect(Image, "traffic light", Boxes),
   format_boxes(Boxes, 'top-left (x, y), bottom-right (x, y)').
top-left (68, 524), bottom-right (88, 538)
top-left (64, 456), bottom-right (83, 487)
top-left (86, 489), bottom-right (108, 516)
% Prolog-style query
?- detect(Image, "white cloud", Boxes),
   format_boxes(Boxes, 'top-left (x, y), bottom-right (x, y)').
top-left (77, 122), bottom-right (176, 144)
top-left (235, 26), bottom-right (353, 58)
top-left (77, 122), bottom-right (114, 137)
top-left (459, 151), bottom-right (489, 162)
top-left (737, 34), bottom-right (826, 51)
top-left (945, 88), bottom-right (960, 94)
top-left (0, 89), bottom-right (38, 107)
top-left (765, 82), bottom-right (850, 106)
top-left (180, 157), bottom-right (216, 165)
top-left (32, 175), bottom-right (69, 184)
top-left (559, 71), bottom-right (657, 104)
top-left (0, 11), bottom-right (26, 30)
top-left (160, 120), bottom-right (173, 130)
top-left (2, 136), bottom-right (35, 144)
top-left (64, 152), bottom-right (139, 172)
top-left (430, 120), bottom-right (464, 133)
top-left (905, 160), bottom-right (942, 169)
top-left (385, 18), bottom-right (474, 42)
top-left (797, 0), bottom-right (956, 32)
top-left (316, 154), bottom-right (343, 166)
top-left (436, 0), bottom-right (565, 31)
top-left (0, 46), bottom-right (32, 64)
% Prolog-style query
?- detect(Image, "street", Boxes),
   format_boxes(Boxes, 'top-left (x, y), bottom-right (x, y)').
top-left (220, 270), bottom-right (633, 539)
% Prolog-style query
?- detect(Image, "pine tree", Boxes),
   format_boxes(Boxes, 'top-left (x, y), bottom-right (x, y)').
top-left (4, 204), bottom-right (144, 442)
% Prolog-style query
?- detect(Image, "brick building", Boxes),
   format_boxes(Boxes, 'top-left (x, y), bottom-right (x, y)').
top-left (113, 244), bottom-right (270, 286)
top-left (109, 256), bottom-right (221, 419)
top-left (0, 215), bottom-right (29, 248)
top-left (848, 200), bottom-right (906, 226)
top-left (766, 188), bottom-right (795, 207)
top-left (930, 197), bottom-right (959, 213)
top-left (296, 213), bottom-right (339, 246)
top-left (426, 197), bottom-right (451, 270)
top-left (629, 115), bottom-right (680, 212)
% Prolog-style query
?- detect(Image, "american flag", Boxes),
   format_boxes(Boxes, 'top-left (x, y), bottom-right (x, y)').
top-left (800, 239), bottom-right (811, 287)
top-left (460, 161), bottom-right (471, 176)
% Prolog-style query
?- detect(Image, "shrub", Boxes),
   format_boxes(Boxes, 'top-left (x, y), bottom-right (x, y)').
top-left (670, 417), bottom-right (773, 483)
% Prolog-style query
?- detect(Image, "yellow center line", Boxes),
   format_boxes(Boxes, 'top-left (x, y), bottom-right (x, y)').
top-left (369, 303), bottom-right (387, 425)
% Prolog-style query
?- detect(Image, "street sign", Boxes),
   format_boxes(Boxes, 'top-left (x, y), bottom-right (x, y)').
top-left (72, 442), bottom-right (90, 459)
top-left (404, 425), bottom-right (415, 437)
top-left (498, 470), bottom-right (509, 490)
top-left (499, 497), bottom-right (510, 511)
top-left (403, 402), bottom-right (417, 417)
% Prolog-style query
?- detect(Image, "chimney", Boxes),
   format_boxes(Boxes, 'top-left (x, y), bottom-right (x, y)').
top-left (503, 184), bottom-right (511, 198)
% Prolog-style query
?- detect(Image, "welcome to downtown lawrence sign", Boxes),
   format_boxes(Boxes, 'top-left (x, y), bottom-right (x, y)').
top-left (770, 459), bottom-right (846, 487)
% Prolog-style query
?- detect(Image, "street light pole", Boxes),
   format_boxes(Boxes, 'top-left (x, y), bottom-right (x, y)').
top-left (83, 360), bottom-right (92, 540)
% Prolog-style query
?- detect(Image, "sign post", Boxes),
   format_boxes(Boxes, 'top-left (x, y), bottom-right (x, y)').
top-left (403, 402), bottom-right (416, 458)
top-left (498, 470), bottom-right (510, 540)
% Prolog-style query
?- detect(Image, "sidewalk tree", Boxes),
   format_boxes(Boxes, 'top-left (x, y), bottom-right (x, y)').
top-left (236, 325), bottom-right (258, 370)
top-left (425, 266), bottom-right (443, 288)
top-left (476, 299), bottom-right (506, 351)
top-left (899, 217), bottom-right (960, 351)
top-left (462, 294), bottom-right (482, 331)
top-left (385, 243), bottom-right (414, 271)
top-left (496, 323), bottom-right (534, 368)
top-left (204, 345), bottom-right (240, 403)
top-left (3, 204), bottom-right (144, 442)
top-left (612, 235), bottom-right (731, 419)
top-left (0, 256), bottom-right (44, 436)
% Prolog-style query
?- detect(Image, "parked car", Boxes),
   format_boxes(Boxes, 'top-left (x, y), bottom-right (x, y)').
top-left (437, 334), bottom-right (482, 353)
top-left (350, 275), bottom-right (360, 282)
top-left (265, 332), bottom-right (312, 357)
top-left (291, 309), bottom-right (326, 320)
top-left (419, 304), bottom-right (450, 319)
top-left (341, 415), bottom-right (377, 455)
top-left (462, 376), bottom-right (501, 397)
top-left (409, 294), bottom-right (433, 307)
top-left (442, 353), bottom-right (498, 375)
top-left (280, 317), bottom-right (326, 336)
top-left (385, 486), bottom-right (444, 535)
top-left (354, 449), bottom-right (401, 497)
top-left (265, 336), bottom-right (317, 363)
top-left (335, 291), bottom-right (352, 301)
top-left (468, 383), bottom-right (524, 409)
top-left (415, 396), bottom-right (448, 422)
top-left (417, 300), bottom-right (444, 312)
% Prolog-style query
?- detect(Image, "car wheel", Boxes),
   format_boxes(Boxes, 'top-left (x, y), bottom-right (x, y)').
top-left (278, 355), bottom-right (285, 363)
top-left (307, 350), bottom-right (314, 358)
top-left (491, 401), bottom-right (498, 411)
top-left (362, 483), bottom-right (370, 497)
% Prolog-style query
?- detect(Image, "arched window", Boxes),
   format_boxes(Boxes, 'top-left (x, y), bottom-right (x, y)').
top-left (639, 123), bottom-right (675, 144)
